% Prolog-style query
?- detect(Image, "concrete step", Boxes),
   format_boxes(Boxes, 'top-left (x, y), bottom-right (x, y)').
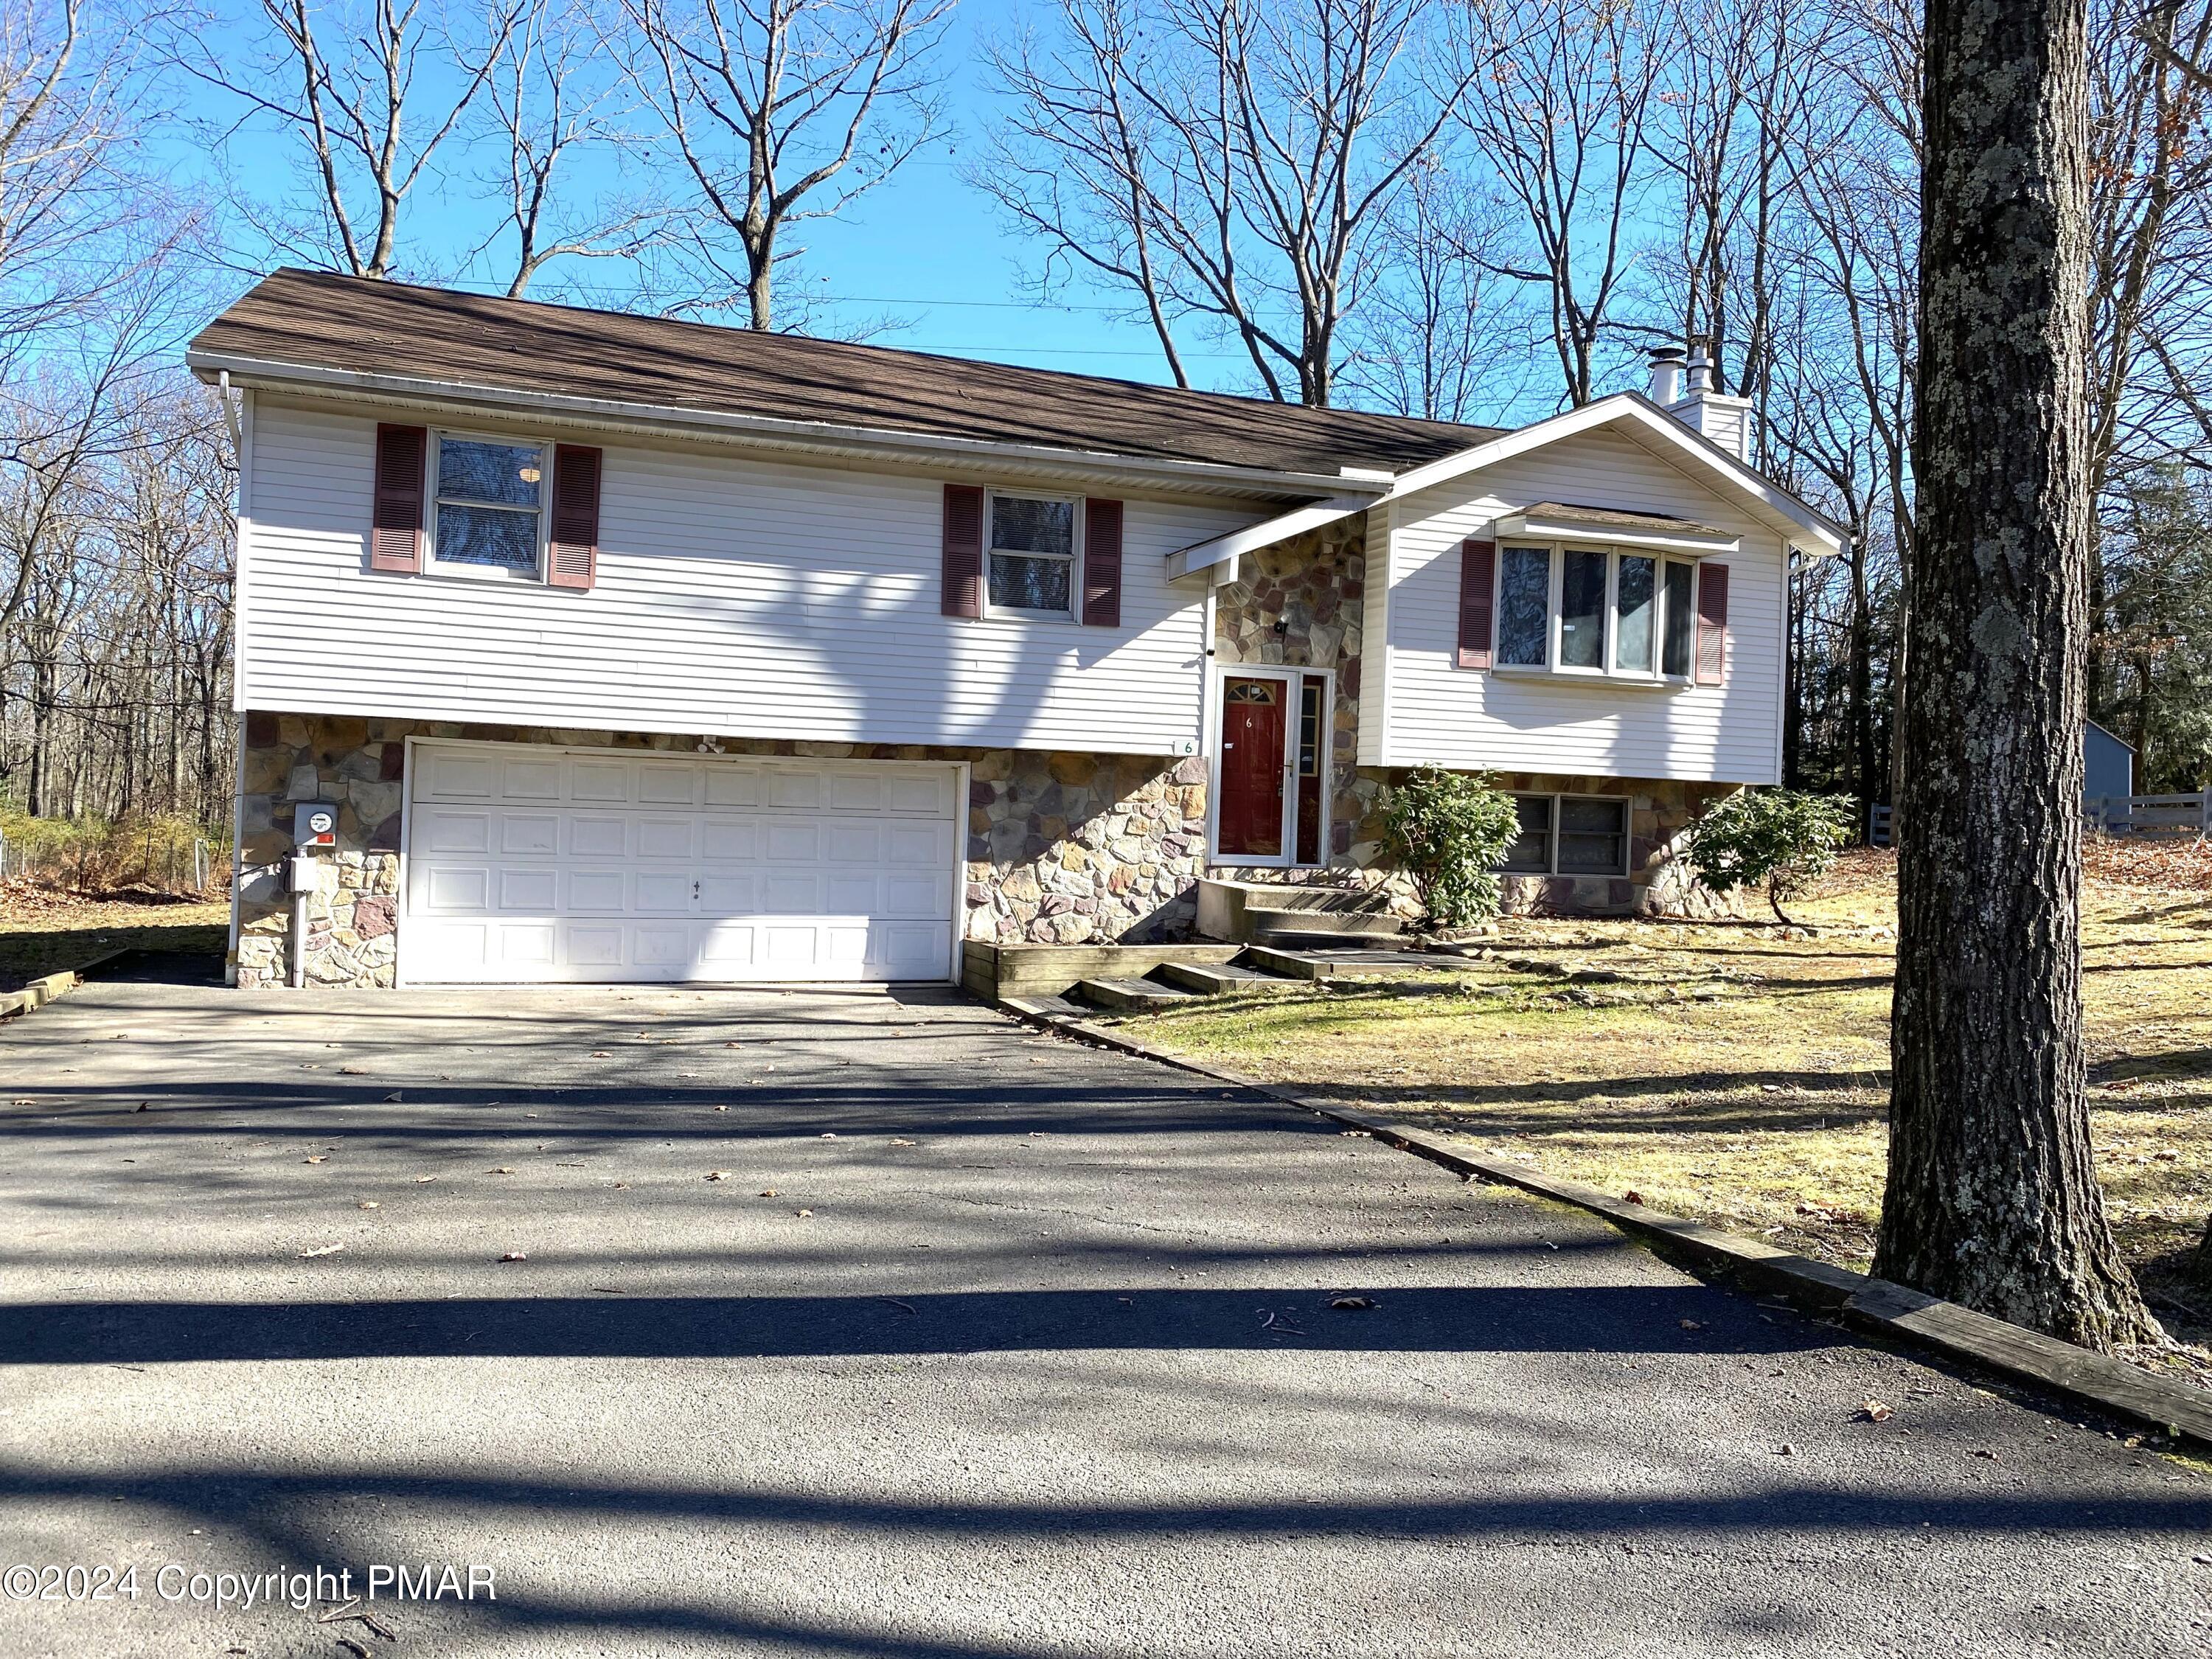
top-left (1074, 976), bottom-right (1204, 1012)
top-left (1231, 885), bottom-right (1394, 915)
top-left (1241, 945), bottom-right (1429, 981)
top-left (1245, 905), bottom-right (1405, 939)
top-left (1152, 960), bottom-right (1306, 996)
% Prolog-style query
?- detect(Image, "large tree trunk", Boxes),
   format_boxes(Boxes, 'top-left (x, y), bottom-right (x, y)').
top-left (1875, 0), bottom-right (2157, 1348)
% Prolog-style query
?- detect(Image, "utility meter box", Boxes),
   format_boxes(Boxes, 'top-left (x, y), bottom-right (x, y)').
top-left (293, 802), bottom-right (338, 849)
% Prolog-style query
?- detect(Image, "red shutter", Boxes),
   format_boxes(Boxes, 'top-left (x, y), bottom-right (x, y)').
top-left (1456, 538), bottom-right (1496, 669)
top-left (369, 424), bottom-right (426, 573)
top-left (1696, 562), bottom-right (1730, 685)
top-left (548, 444), bottom-right (602, 590)
top-left (1082, 497), bottom-right (1123, 627)
top-left (942, 484), bottom-right (984, 618)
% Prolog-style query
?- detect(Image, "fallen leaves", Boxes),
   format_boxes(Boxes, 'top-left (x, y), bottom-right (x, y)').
top-left (705, 1170), bottom-right (731, 1181)
top-left (1857, 1399), bottom-right (1895, 1423)
top-left (499, 1251), bottom-right (528, 1263)
top-left (358, 1200), bottom-right (379, 1211)
top-left (1329, 1295), bottom-right (1377, 1310)
top-left (299, 1242), bottom-right (345, 1259)
top-left (304, 1155), bottom-right (327, 1165)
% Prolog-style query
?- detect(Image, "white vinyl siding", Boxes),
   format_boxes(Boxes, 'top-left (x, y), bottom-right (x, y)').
top-left (240, 399), bottom-right (1251, 755)
top-left (1357, 428), bottom-right (1786, 784)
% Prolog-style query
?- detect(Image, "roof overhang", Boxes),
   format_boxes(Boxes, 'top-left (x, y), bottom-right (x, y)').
top-left (1494, 506), bottom-right (1739, 554)
top-left (1167, 392), bottom-right (1848, 574)
top-left (1166, 495), bottom-right (1372, 582)
top-left (189, 350), bottom-right (1401, 504)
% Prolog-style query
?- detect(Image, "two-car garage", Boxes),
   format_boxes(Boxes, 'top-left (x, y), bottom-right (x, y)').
top-left (400, 741), bottom-right (962, 984)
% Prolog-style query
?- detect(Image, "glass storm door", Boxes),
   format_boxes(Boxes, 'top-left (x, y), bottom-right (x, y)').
top-left (1217, 677), bottom-right (1289, 858)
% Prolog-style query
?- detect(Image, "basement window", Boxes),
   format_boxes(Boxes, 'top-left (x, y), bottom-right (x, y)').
top-left (1501, 793), bottom-right (1629, 877)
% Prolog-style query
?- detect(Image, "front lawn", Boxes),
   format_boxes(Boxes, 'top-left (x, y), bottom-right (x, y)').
top-left (1102, 844), bottom-right (2212, 1377)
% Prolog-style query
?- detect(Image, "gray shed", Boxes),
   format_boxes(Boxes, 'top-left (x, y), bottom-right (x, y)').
top-left (2084, 720), bottom-right (2136, 804)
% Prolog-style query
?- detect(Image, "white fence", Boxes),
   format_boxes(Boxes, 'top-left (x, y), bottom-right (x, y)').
top-left (1870, 793), bottom-right (2208, 848)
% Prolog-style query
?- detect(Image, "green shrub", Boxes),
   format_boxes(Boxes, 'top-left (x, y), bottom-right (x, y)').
top-left (1680, 788), bottom-right (1855, 925)
top-left (1385, 765), bottom-right (1522, 928)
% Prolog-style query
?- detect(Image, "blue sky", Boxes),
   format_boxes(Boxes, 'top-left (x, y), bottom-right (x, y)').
top-left (160, 0), bottom-right (1271, 394)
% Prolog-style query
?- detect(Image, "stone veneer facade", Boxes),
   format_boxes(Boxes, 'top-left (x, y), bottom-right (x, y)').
top-left (235, 521), bottom-right (1733, 987)
top-left (232, 712), bottom-right (1210, 989)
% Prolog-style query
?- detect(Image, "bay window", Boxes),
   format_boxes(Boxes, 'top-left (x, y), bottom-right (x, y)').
top-left (1491, 543), bottom-right (1703, 681)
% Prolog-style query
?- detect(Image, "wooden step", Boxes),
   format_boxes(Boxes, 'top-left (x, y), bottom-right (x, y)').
top-left (1152, 960), bottom-right (1304, 996)
top-left (1074, 976), bottom-right (1203, 1012)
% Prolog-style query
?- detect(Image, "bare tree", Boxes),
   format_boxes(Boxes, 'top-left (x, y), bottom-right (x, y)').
top-left (1447, 0), bottom-right (1669, 406)
top-left (0, 0), bottom-right (159, 373)
top-left (468, 0), bottom-right (671, 298)
top-left (1877, 0), bottom-right (2157, 1349)
top-left (976, 0), bottom-right (1472, 406)
top-left (167, 0), bottom-right (523, 280)
top-left (1338, 153), bottom-right (1531, 422)
top-left (616, 0), bottom-right (952, 330)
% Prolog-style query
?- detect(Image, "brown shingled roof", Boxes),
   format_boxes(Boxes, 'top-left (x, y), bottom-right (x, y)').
top-left (188, 268), bottom-right (1509, 480)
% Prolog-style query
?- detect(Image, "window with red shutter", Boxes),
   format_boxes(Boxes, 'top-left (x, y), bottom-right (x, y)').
top-left (1695, 563), bottom-right (1730, 684)
top-left (369, 424), bottom-right (427, 574)
top-left (1457, 538), bottom-right (1495, 669)
top-left (1082, 498), bottom-right (1123, 627)
top-left (942, 484), bottom-right (984, 617)
top-left (548, 444), bottom-right (602, 591)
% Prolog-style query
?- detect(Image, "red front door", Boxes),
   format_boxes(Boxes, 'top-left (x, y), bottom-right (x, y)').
top-left (1217, 677), bottom-right (1287, 858)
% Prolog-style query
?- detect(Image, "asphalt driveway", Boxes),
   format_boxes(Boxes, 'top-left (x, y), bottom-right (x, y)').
top-left (0, 979), bottom-right (2205, 1658)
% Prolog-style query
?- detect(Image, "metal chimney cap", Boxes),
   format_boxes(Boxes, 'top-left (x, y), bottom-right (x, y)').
top-left (1648, 344), bottom-right (1688, 364)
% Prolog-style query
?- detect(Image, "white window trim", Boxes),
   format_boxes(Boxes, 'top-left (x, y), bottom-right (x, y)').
top-left (982, 487), bottom-right (1084, 623)
top-left (1500, 791), bottom-right (1632, 878)
top-left (427, 429), bottom-right (552, 583)
top-left (1205, 663), bottom-right (1333, 870)
top-left (1490, 541), bottom-right (1702, 687)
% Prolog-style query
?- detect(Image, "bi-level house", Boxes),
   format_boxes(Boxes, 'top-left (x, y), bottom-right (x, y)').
top-left (189, 270), bottom-right (1843, 989)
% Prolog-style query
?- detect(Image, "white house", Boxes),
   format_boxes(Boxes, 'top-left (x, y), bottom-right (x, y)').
top-left (189, 270), bottom-right (1844, 989)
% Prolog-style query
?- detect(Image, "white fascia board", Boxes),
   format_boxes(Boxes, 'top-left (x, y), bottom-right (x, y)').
top-left (1380, 394), bottom-right (1848, 558)
top-left (1495, 512), bottom-right (1741, 554)
top-left (1167, 495), bottom-right (1371, 580)
top-left (187, 350), bottom-right (1399, 503)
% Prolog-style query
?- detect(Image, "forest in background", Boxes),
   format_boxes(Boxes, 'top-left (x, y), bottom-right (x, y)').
top-left (0, 0), bottom-right (2206, 865)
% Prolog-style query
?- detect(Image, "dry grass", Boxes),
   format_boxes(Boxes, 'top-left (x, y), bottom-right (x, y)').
top-left (0, 882), bottom-right (228, 992)
top-left (1107, 844), bottom-right (2212, 1380)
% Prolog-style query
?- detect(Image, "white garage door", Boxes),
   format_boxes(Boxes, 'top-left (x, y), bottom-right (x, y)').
top-left (401, 742), bottom-right (961, 984)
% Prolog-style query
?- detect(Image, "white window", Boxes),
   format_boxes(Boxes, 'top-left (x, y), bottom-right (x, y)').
top-left (1500, 793), bottom-right (1630, 877)
top-left (986, 491), bottom-right (1080, 619)
top-left (1492, 545), bottom-right (1700, 681)
top-left (431, 434), bottom-right (549, 580)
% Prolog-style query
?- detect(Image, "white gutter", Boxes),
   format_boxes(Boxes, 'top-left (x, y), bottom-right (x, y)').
top-left (1167, 495), bottom-right (1373, 581)
top-left (187, 350), bottom-right (1397, 503)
